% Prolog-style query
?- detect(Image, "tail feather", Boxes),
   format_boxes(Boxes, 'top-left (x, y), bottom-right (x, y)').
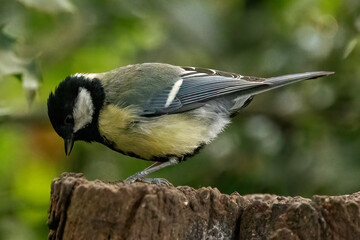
top-left (244, 71), bottom-right (334, 96)
top-left (265, 71), bottom-right (334, 86)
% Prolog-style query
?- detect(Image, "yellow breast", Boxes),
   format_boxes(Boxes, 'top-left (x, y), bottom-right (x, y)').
top-left (98, 104), bottom-right (210, 160)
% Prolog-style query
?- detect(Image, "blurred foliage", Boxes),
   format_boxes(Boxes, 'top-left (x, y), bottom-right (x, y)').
top-left (0, 0), bottom-right (360, 238)
top-left (0, 28), bottom-right (41, 107)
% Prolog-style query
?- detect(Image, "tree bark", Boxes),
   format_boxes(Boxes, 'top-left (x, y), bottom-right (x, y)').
top-left (47, 172), bottom-right (360, 240)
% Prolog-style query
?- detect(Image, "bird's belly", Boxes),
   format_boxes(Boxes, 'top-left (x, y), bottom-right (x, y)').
top-left (98, 105), bottom-right (229, 160)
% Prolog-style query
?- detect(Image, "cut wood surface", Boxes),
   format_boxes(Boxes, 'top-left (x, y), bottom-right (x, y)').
top-left (47, 172), bottom-right (360, 240)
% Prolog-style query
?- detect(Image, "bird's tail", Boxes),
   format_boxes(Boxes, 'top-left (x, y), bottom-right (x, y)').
top-left (265, 71), bottom-right (334, 88)
top-left (245, 71), bottom-right (334, 96)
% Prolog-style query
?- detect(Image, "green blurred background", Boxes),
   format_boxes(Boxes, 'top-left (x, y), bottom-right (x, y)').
top-left (0, 0), bottom-right (359, 238)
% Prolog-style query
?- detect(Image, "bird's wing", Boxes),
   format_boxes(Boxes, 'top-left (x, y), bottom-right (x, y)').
top-left (141, 66), bottom-right (269, 116)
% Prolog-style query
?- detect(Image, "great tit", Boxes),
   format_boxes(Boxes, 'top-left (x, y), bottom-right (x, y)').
top-left (47, 63), bottom-right (333, 185)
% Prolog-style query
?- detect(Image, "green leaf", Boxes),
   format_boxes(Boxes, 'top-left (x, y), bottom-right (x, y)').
top-left (17, 0), bottom-right (75, 13)
top-left (0, 28), bottom-right (41, 106)
top-left (0, 26), bottom-right (16, 49)
top-left (343, 37), bottom-right (358, 59)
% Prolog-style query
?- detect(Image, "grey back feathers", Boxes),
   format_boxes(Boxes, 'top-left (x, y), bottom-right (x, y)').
top-left (100, 63), bottom-right (183, 108)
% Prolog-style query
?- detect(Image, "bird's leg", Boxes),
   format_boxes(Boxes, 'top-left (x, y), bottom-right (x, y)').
top-left (143, 161), bottom-right (162, 171)
top-left (123, 158), bottom-right (179, 186)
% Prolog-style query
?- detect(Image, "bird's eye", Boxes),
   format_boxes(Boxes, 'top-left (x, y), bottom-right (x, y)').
top-left (64, 115), bottom-right (74, 126)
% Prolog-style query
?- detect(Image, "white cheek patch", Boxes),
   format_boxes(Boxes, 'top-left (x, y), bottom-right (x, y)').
top-left (73, 88), bottom-right (94, 132)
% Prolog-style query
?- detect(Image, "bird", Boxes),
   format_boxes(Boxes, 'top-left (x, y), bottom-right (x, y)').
top-left (47, 63), bottom-right (334, 185)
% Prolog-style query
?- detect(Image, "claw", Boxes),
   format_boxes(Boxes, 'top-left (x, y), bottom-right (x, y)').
top-left (145, 178), bottom-right (173, 187)
top-left (123, 177), bottom-right (173, 187)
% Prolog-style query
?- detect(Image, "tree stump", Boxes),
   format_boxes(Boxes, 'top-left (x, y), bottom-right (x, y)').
top-left (47, 173), bottom-right (360, 240)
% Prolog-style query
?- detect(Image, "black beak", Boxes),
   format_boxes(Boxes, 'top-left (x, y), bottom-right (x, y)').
top-left (64, 135), bottom-right (74, 156)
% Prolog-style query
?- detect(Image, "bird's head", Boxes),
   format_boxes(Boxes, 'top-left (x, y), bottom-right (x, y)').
top-left (47, 75), bottom-right (105, 156)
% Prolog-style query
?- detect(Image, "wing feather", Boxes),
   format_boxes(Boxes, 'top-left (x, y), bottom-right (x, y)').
top-left (142, 67), bottom-right (268, 116)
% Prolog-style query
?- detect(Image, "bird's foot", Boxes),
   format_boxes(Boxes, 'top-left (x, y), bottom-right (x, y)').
top-left (123, 174), bottom-right (173, 187)
top-left (123, 158), bottom-right (178, 187)
top-left (141, 178), bottom-right (173, 187)
top-left (123, 170), bottom-right (147, 184)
